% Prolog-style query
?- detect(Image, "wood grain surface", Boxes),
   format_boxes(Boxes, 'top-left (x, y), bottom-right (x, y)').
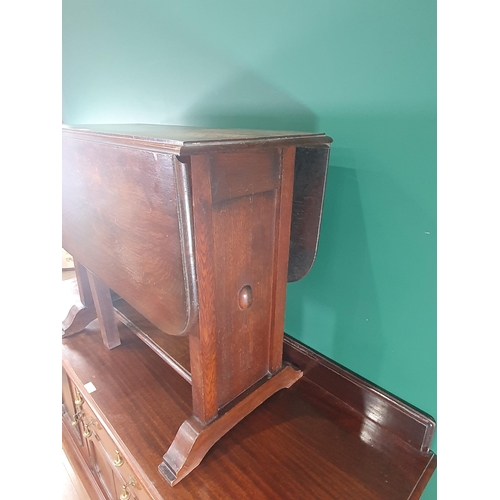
top-left (62, 279), bottom-right (436, 500)
top-left (62, 137), bottom-right (195, 336)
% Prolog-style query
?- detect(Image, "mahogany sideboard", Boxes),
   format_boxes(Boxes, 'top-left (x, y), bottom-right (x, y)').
top-left (62, 275), bottom-right (437, 500)
top-left (62, 124), bottom-right (332, 485)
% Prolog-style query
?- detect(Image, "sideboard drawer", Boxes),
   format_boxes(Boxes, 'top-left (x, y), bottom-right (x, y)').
top-left (62, 369), bottom-right (84, 446)
top-left (81, 399), bottom-right (150, 499)
top-left (63, 364), bottom-right (152, 500)
top-left (87, 432), bottom-right (144, 500)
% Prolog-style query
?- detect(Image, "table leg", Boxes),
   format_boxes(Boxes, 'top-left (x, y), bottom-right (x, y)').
top-left (62, 261), bottom-right (121, 349)
top-left (87, 271), bottom-right (121, 350)
top-left (159, 364), bottom-right (302, 486)
top-left (62, 261), bottom-right (97, 337)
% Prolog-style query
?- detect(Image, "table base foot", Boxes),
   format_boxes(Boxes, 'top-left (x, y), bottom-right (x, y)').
top-left (158, 364), bottom-right (303, 486)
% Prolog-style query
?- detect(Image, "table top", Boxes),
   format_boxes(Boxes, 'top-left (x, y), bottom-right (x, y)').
top-left (62, 124), bottom-right (332, 154)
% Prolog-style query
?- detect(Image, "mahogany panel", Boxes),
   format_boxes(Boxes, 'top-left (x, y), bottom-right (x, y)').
top-left (188, 153), bottom-right (220, 423)
top-left (209, 149), bottom-right (279, 203)
top-left (62, 136), bottom-right (196, 336)
top-left (288, 145), bottom-right (330, 282)
top-left (268, 147), bottom-right (295, 372)
top-left (212, 190), bottom-right (276, 405)
top-left (283, 336), bottom-right (436, 453)
top-left (207, 147), bottom-right (295, 406)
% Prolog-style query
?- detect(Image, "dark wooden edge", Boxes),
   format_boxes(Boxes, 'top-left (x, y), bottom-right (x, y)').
top-left (172, 156), bottom-right (199, 336)
top-left (287, 144), bottom-right (330, 282)
top-left (179, 136), bottom-right (331, 155)
top-left (408, 454), bottom-right (437, 500)
top-left (283, 335), bottom-right (437, 454)
top-left (62, 128), bottom-right (331, 156)
top-left (62, 420), bottom-right (107, 500)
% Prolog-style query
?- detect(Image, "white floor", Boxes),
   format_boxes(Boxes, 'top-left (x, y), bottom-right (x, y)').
top-left (62, 448), bottom-right (91, 500)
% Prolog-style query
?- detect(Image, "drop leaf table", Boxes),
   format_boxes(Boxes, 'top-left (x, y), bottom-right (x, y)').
top-left (62, 124), bottom-right (331, 485)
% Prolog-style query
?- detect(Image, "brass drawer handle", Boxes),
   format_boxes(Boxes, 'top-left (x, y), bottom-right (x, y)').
top-left (120, 477), bottom-right (136, 500)
top-left (82, 418), bottom-right (96, 438)
top-left (71, 410), bottom-right (84, 426)
top-left (113, 450), bottom-right (124, 467)
top-left (74, 390), bottom-right (84, 406)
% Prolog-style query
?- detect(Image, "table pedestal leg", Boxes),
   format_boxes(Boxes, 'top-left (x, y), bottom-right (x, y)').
top-left (87, 271), bottom-right (121, 349)
top-left (158, 364), bottom-right (302, 486)
top-left (62, 260), bottom-right (97, 337)
top-left (62, 260), bottom-right (121, 349)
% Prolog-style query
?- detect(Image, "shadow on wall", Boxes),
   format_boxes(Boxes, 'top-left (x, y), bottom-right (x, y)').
top-left (286, 131), bottom-right (436, 388)
top-left (165, 70), bottom-right (318, 133)
top-left (286, 161), bottom-right (386, 382)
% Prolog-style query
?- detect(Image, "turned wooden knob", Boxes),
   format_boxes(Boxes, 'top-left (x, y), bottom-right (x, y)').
top-left (238, 285), bottom-right (253, 310)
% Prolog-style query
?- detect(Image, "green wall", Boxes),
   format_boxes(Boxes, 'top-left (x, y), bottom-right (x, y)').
top-left (63, 1), bottom-right (436, 497)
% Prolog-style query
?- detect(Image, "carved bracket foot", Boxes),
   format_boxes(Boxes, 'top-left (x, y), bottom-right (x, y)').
top-left (158, 364), bottom-right (303, 486)
top-left (62, 303), bottom-right (97, 337)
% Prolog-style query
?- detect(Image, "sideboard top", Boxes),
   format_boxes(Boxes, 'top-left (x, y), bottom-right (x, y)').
top-left (62, 123), bottom-right (332, 154)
